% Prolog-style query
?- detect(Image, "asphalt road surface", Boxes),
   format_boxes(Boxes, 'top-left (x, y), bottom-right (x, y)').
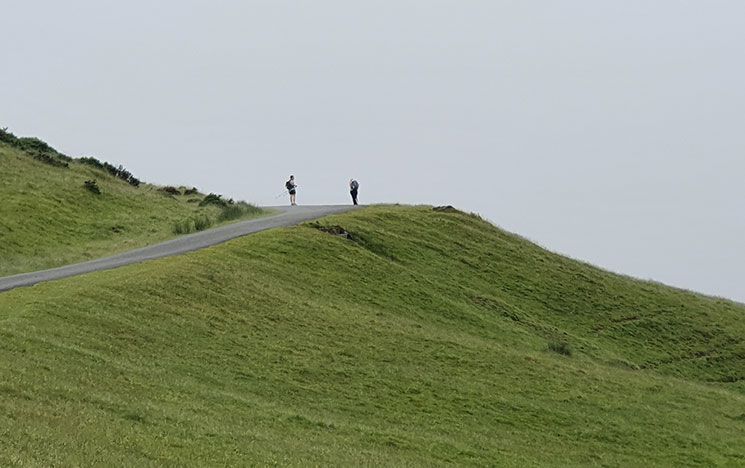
top-left (0, 205), bottom-right (358, 293)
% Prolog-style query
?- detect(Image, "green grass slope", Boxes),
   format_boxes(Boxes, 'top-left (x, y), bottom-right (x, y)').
top-left (0, 138), bottom-right (263, 276)
top-left (1, 206), bottom-right (744, 466)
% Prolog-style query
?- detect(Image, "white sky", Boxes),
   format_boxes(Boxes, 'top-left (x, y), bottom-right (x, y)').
top-left (3, 1), bottom-right (744, 302)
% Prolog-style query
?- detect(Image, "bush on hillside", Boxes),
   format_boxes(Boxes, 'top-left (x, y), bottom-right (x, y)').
top-left (1, 128), bottom-right (141, 186)
top-left (14, 135), bottom-right (70, 161)
top-left (0, 127), bottom-right (17, 145)
top-left (83, 179), bottom-right (101, 195)
top-left (309, 222), bottom-right (355, 240)
top-left (158, 186), bottom-right (181, 196)
top-left (2, 127), bottom-right (72, 167)
top-left (17, 136), bottom-right (55, 154)
top-left (78, 156), bottom-right (105, 170)
top-left (104, 162), bottom-right (141, 187)
top-left (78, 156), bottom-right (140, 187)
top-left (433, 205), bottom-right (460, 214)
top-left (184, 187), bottom-right (199, 196)
top-left (32, 151), bottom-right (69, 168)
top-left (199, 193), bottom-right (233, 208)
top-left (0, 127), bottom-right (72, 161)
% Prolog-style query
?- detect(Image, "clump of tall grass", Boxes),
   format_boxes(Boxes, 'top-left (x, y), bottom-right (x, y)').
top-left (194, 215), bottom-right (212, 231)
top-left (172, 219), bottom-right (192, 235)
top-left (218, 202), bottom-right (262, 222)
top-left (172, 214), bottom-right (213, 235)
top-left (548, 340), bottom-right (572, 357)
top-left (172, 202), bottom-right (261, 235)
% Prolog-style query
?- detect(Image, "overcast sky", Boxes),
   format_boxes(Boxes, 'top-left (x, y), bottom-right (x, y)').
top-left (3, 1), bottom-right (744, 303)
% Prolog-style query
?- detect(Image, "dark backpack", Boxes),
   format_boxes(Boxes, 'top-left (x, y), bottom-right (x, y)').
top-left (351, 180), bottom-right (359, 190)
top-left (286, 180), bottom-right (293, 190)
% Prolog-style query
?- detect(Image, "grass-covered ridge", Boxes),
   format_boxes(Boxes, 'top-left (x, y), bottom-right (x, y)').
top-left (1, 206), bottom-right (743, 466)
top-left (0, 130), bottom-right (264, 276)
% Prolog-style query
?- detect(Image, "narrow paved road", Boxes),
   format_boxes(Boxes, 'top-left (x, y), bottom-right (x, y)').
top-left (0, 205), bottom-right (358, 293)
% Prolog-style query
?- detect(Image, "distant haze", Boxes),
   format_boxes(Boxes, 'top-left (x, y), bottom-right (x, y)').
top-left (3, 1), bottom-right (744, 302)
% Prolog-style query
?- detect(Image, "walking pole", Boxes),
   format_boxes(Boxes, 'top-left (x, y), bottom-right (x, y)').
top-left (274, 184), bottom-right (299, 200)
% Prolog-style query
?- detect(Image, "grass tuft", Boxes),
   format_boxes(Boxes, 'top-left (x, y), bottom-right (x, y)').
top-left (548, 340), bottom-right (573, 356)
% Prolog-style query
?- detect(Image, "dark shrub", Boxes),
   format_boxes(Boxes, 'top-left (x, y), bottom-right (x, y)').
top-left (1, 128), bottom-right (70, 167)
top-left (184, 187), bottom-right (199, 196)
top-left (79, 156), bottom-right (140, 186)
top-left (309, 223), bottom-right (354, 240)
top-left (2, 129), bottom-right (137, 183)
top-left (17, 137), bottom-right (56, 154)
top-left (1, 128), bottom-right (69, 158)
top-left (95, 161), bottom-right (141, 187)
top-left (84, 179), bottom-right (101, 194)
top-left (199, 193), bottom-right (228, 208)
top-left (33, 151), bottom-right (69, 168)
top-left (78, 156), bottom-right (105, 170)
top-left (159, 186), bottom-right (181, 196)
top-left (0, 127), bottom-right (19, 145)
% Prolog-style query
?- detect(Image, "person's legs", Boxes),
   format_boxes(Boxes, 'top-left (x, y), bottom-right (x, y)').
top-left (290, 192), bottom-right (296, 205)
top-left (351, 189), bottom-right (358, 205)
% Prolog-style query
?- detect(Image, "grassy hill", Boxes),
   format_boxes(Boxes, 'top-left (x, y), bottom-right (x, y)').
top-left (0, 130), bottom-right (264, 276)
top-left (1, 206), bottom-right (743, 466)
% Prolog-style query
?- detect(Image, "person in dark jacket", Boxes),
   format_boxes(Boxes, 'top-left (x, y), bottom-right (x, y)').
top-left (349, 179), bottom-right (359, 205)
top-left (286, 175), bottom-right (297, 206)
